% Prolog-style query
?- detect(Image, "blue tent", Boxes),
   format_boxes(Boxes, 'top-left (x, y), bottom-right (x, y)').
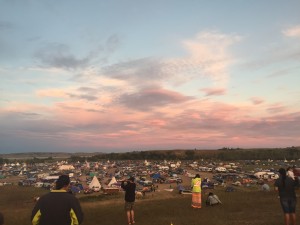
top-left (70, 185), bottom-right (80, 193)
top-left (152, 173), bottom-right (161, 179)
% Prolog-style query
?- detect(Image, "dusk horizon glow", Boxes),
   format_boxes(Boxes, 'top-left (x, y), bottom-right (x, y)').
top-left (1, 1), bottom-right (300, 154)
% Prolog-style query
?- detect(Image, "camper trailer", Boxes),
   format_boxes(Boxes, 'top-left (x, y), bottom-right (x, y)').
top-left (254, 171), bottom-right (278, 180)
top-left (215, 167), bottom-right (227, 173)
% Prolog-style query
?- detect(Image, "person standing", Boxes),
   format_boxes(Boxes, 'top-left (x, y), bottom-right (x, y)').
top-left (31, 175), bottom-right (83, 225)
top-left (274, 168), bottom-right (297, 225)
top-left (287, 167), bottom-right (295, 180)
top-left (121, 177), bottom-right (136, 225)
top-left (191, 174), bottom-right (202, 208)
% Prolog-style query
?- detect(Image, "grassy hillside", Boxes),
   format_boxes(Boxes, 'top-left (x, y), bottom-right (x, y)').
top-left (0, 185), bottom-right (298, 225)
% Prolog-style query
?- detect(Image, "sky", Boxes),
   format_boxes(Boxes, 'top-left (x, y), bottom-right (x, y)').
top-left (0, 0), bottom-right (300, 154)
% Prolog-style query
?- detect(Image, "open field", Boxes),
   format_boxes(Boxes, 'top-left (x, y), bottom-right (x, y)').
top-left (1, 184), bottom-right (299, 225)
top-left (1, 156), bottom-right (299, 225)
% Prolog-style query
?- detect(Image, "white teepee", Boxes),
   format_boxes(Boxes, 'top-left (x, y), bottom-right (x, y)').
top-left (107, 176), bottom-right (117, 187)
top-left (89, 176), bottom-right (101, 191)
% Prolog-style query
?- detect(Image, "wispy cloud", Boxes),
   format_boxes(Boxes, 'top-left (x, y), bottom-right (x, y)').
top-left (34, 35), bottom-right (121, 70)
top-left (0, 20), bottom-right (14, 30)
top-left (118, 87), bottom-right (194, 111)
top-left (201, 87), bottom-right (226, 96)
top-left (282, 25), bottom-right (300, 38)
top-left (250, 97), bottom-right (264, 105)
top-left (179, 31), bottom-right (241, 84)
top-left (102, 57), bottom-right (166, 87)
top-left (67, 87), bottom-right (99, 101)
top-left (266, 66), bottom-right (300, 78)
top-left (102, 31), bottom-right (240, 91)
top-left (34, 43), bottom-right (91, 70)
top-left (36, 89), bottom-right (67, 98)
top-left (266, 103), bottom-right (287, 114)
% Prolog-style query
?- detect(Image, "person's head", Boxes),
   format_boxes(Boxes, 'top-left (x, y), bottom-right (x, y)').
top-left (195, 174), bottom-right (200, 178)
top-left (208, 192), bottom-right (213, 196)
top-left (55, 175), bottom-right (70, 190)
top-left (128, 176), bottom-right (135, 182)
top-left (287, 167), bottom-right (291, 171)
top-left (278, 168), bottom-right (286, 177)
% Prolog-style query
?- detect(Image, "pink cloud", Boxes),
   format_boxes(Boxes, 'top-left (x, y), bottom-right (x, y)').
top-left (201, 87), bottom-right (227, 96)
top-left (1, 92), bottom-right (299, 152)
top-left (282, 25), bottom-right (300, 38)
top-left (148, 119), bottom-right (167, 127)
top-left (180, 31), bottom-right (241, 84)
top-left (118, 87), bottom-right (194, 110)
top-left (266, 103), bottom-right (287, 114)
top-left (250, 97), bottom-right (264, 105)
top-left (36, 89), bottom-right (67, 98)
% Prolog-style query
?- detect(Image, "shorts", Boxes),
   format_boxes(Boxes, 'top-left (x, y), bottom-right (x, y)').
top-left (125, 201), bottom-right (134, 211)
top-left (280, 197), bottom-right (297, 213)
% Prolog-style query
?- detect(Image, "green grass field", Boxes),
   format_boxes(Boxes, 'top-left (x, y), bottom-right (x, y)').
top-left (0, 185), bottom-right (298, 225)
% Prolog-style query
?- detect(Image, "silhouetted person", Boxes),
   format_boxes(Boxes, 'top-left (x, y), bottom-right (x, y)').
top-left (275, 168), bottom-right (297, 225)
top-left (31, 175), bottom-right (83, 225)
top-left (121, 177), bottom-right (136, 225)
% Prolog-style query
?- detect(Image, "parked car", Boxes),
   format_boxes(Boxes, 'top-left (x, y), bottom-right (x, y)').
top-left (83, 188), bottom-right (93, 194)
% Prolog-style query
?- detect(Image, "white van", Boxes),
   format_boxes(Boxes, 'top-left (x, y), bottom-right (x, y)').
top-left (35, 182), bottom-right (44, 188)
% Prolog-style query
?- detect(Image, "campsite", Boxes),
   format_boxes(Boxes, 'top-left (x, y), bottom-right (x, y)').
top-left (0, 156), bottom-right (300, 225)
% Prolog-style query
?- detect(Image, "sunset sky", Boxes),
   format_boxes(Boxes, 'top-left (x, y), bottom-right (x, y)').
top-left (1, 0), bottom-right (300, 153)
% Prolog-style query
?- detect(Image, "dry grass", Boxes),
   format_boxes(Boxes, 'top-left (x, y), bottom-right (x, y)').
top-left (0, 185), bottom-right (299, 225)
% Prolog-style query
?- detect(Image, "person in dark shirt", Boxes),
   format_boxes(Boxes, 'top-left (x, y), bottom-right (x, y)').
top-left (121, 177), bottom-right (136, 225)
top-left (31, 175), bottom-right (83, 225)
top-left (274, 168), bottom-right (297, 225)
top-left (0, 212), bottom-right (4, 225)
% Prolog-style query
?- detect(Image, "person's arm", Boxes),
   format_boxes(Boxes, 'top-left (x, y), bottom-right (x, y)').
top-left (0, 212), bottom-right (4, 225)
top-left (121, 181), bottom-right (126, 190)
top-left (214, 195), bottom-right (222, 204)
top-left (70, 197), bottom-right (84, 225)
top-left (274, 180), bottom-right (279, 191)
top-left (31, 199), bottom-right (42, 225)
top-left (133, 183), bottom-right (136, 191)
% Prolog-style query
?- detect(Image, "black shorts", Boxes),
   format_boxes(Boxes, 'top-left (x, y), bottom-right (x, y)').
top-left (280, 197), bottom-right (297, 213)
top-left (125, 201), bottom-right (134, 211)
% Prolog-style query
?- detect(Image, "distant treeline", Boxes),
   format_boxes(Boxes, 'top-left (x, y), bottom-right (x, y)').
top-left (1, 146), bottom-right (299, 164)
top-left (84, 146), bottom-right (300, 162)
